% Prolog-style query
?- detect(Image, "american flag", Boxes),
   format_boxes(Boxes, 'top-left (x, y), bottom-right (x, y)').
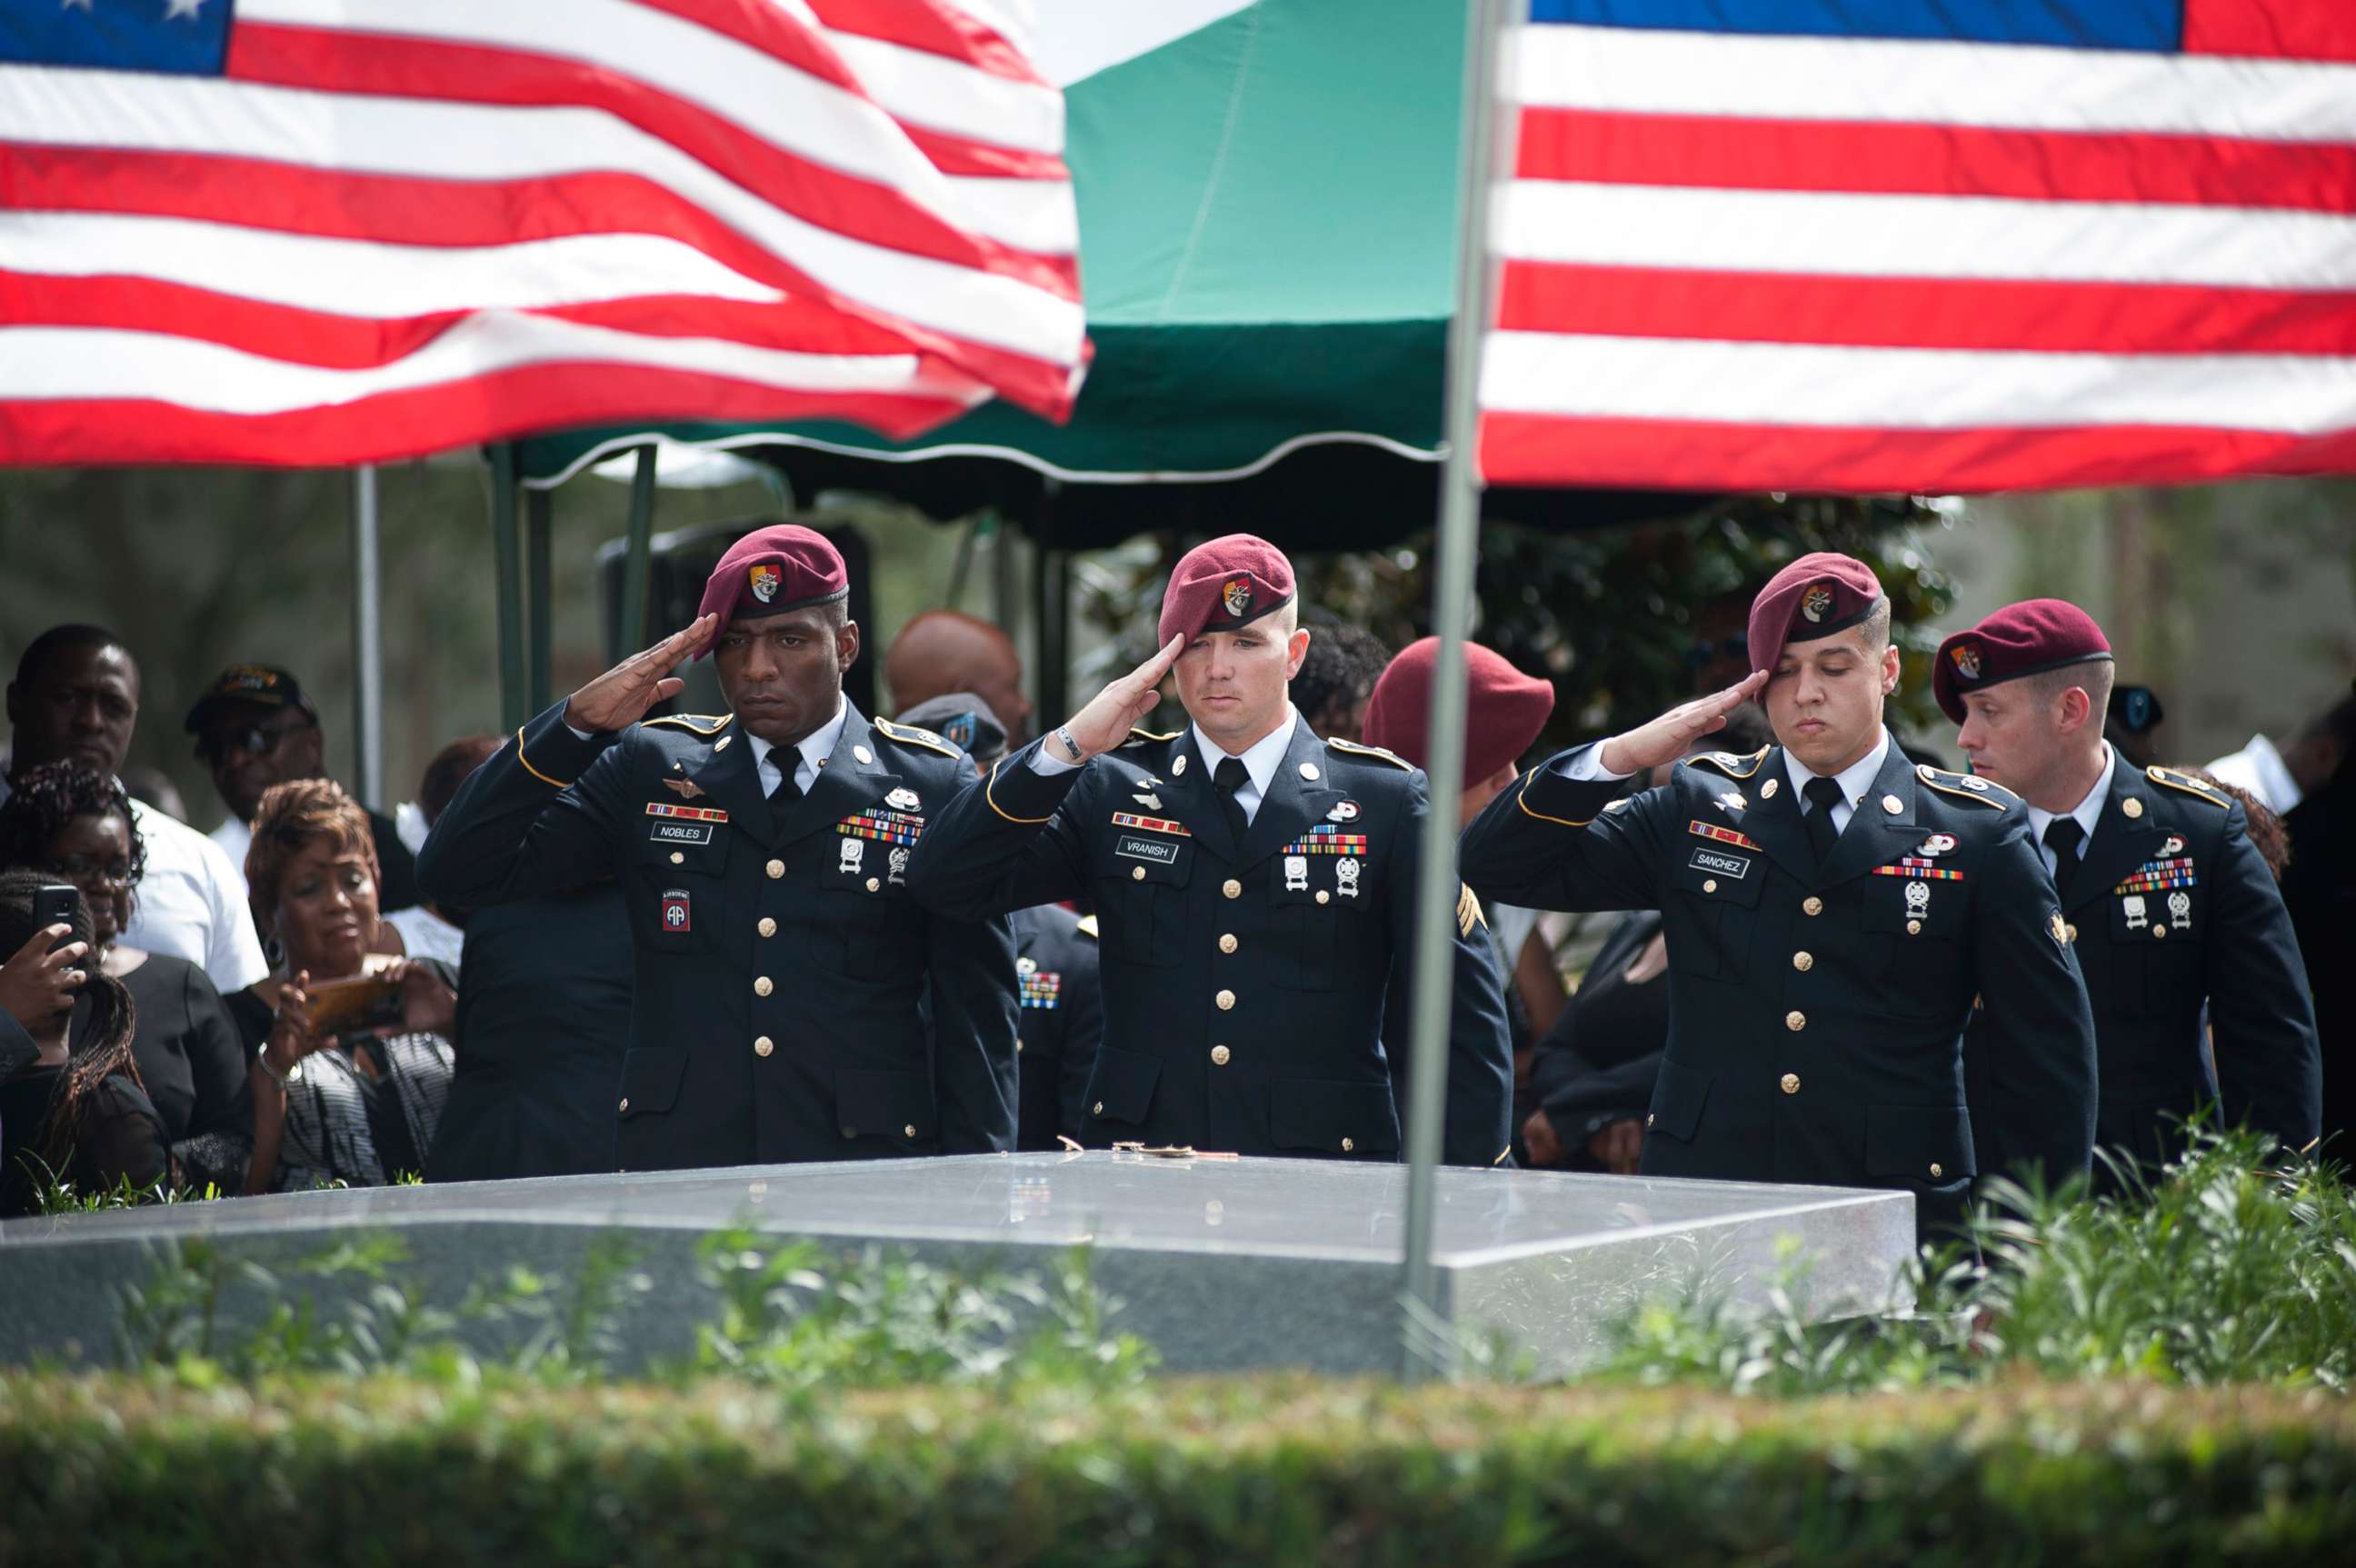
top-left (1479, 2), bottom-right (2356, 494)
top-left (0, 0), bottom-right (1086, 466)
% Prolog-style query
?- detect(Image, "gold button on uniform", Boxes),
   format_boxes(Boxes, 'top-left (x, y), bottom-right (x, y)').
top-left (1219, 934), bottom-right (1238, 954)
top-left (1223, 878), bottom-right (1243, 899)
top-left (1645, 1113), bottom-right (1655, 1128)
top-left (1215, 988), bottom-right (1236, 1011)
top-left (1211, 1044), bottom-right (1231, 1065)
top-left (1093, 1101), bottom-right (1104, 1115)
top-left (754, 975), bottom-right (774, 997)
top-left (1702, 878), bottom-right (1718, 894)
top-left (903, 1124), bottom-right (917, 1138)
top-left (866, 876), bottom-right (881, 892)
top-left (1299, 763), bottom-right (1320, 780)
top-left (1907, 919), bottom-right (1922, 935)
top-left (669, 851), bottom-right (684, 864)
top-left (1929, 1163), bottom-right (1943, 1178)
top-left (1015, 1037), bottom-right (1024, 1054)
top-left (758, 917), bottom-right (776, 937)
top-left (1133, 865), bottom-right (1147, 881)
top-left (1785, 1010), bottom-right (1806, 1032)
top-left (854, 744), bottom-right (874, 764)
top-left (2064, 923), bottom-right (2079, 944)
top-left (1792, 951), bottom-right (1813, 972)
top-left (1882, 794), bottom-right (1903, 815)
top-left (1315, 890), bottom-right (1330, 904)
top-left (1802, 896), bottom-right (1824, 916)
top-left (1780, 1074), bottom-right (1800, 1094)
top-left (1341, 1137), bottom-right (1354, 1153)
top-left (2152, 925), bottom-right (2167, 940)
top-left (766, 858), bottom-right (785, 880)
top-left (754, 1036), bottom-right (774, 1057)
top-left (2122, 796), bottom-right (2144, 819)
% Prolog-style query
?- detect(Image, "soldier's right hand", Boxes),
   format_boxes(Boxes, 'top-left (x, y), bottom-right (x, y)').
top-left (1596, 670), bottom-right (1768, 776)
top-left (563, 614), bottom-right (718, 734)
top-left (0, 925), bottom-right (86, 1030)
top-left (1054, 634), bottom-right (1185, 762)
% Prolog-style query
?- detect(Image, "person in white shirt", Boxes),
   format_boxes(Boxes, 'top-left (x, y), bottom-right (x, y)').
top-left (4, 625), bottom-right (266, 994)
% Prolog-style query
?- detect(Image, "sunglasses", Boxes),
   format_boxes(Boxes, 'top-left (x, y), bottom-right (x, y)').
top-left (197, 716), bottom-right (315, 764)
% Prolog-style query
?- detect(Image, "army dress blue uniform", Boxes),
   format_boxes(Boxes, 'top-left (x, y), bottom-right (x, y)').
top-left (1970, 762), bottom-right (2320, 1175)
top-left (1009, 905), bottom-right (1103, 1150)
top-left (905, 722), bottom-right (1515, 1165)
top-left (415, 702), bottom-right (1017, 1173)
top-left (1461, 734), bottom-right (2099, 1236)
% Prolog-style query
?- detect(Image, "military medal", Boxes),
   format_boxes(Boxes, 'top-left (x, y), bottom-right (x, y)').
top-left (1328, 800), bottom-right (1361, 823)
top-left (839, 838), bottom-right (865, 875)
top-left (888, 846), bottom-right (910, 885)
top-left (2121, 894), bottom-right (2149, 931)
top-left (1336, 857), bottom-right (1362, 898)
top-left (2160, 834), bottom-right (2185, 858)
top-left (1284, 854), bottom-right (1309, 892)
top-left (1016, 955), bottom-right (1038, 975)
top-left (886, 786), bottom-right (920, 811)
top-left (1916, 834), bottom-right (1957, 857)
top-left (1905, 880), bottom-right (1930, 921)
top-left (1715, 790), bottom-right (1747, 814)
top-left (2168, 891), bottom-right (2191, 930)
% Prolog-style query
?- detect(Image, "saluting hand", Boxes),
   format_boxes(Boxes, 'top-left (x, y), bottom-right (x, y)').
top-left (1055, 634), bottom-right (1185, 763)
top-left (562, 614), bottom-right (718, 734)
top-left (1596, 670), bottom-right (1769, 777)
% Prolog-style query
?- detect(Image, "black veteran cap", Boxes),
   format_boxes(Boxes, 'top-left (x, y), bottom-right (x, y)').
top-left (896, 692), bottom-right (1008, 768)
top-left (184, 664), bottom-right (316, 734)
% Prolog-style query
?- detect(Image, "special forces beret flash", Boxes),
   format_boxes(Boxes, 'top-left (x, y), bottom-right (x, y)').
top-left (1933, 598), bottom-right (2114, 724)
top-left (1157, 534), bottom-right (1296, 647)
top-left (693, 524), bottom-right (849, 657)
top-left (1363, 637), bottom-right (1554, 783)
top-left (1746, 552), bottom-right (1887, 677)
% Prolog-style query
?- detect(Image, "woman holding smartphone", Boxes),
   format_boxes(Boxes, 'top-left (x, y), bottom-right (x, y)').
top-left (234, 779), bottom-right (457, 1193)
top-left (0, 870), bottom-right (170, 1213)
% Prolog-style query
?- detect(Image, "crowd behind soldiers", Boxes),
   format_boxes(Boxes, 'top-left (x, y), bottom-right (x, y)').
top-left (0, 525), bottom-right (2346, 1228)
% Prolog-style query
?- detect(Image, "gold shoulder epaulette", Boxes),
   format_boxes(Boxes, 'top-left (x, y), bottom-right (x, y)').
top-left (1074, 914), bottom-right (1100, 941)
top-left (644, 713), bottom-right (734, 735)
top-left (2147, 764), bottom-right (2230, 807)
top-left (1914, 763), bottom-right (2014, 810)
top-left (1456, 883), bottom-right (1485, 937)
top-left (1121, 726), bottom-right (1182, 746)
top-left (1329, 736), bottom-right (1413, 770)
top-left (873, 717), bottom-right (962, 759)
top-left (1686, 745), bottom-right (1769, 780)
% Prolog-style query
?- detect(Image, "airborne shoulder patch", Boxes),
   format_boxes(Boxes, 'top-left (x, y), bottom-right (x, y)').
top-left (1329, 736), bottom-right (1413, 771)
top-left (872, 717), bottom-right (962, 759)
top-left (1685, 746), bottom-right (1770, 780)
top-left (644, 713), bottom-right (734, 735)
top-left (2146, 765), bottom-right (2230, 808)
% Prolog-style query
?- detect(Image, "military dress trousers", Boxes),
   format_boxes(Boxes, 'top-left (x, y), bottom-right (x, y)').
top-left (415, 701), bottom-right (1018, 1173)
top-left (905, 723), bottom-right (1515, 1166)
top-left (1009, 905), bottom-right (1104, 1151)
top-left (1460, 734), bottom-right (2098, 1235)
top-left (1967, 762), bottom-right (2320, 1178)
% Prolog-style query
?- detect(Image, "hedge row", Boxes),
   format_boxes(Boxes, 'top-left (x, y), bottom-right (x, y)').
top-left (5, 1374), bottom-right (2353, 1566)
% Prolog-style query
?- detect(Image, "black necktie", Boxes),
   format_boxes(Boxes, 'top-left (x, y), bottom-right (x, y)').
top-left (1802, 775), bottom-right (1844, 864)
top-left (767, 752), bottom-right (803, 805)
top-left (1213, 756), bottom-right (1250, 844)
top-left (2043, 817), bottom-right (2085, 904)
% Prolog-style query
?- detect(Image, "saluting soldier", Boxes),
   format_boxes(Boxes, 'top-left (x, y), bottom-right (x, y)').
top-left (416, 524), bottom-right (1017, 1173)
top-left (1939, 600), bottom-right (2320, 1177)
top-left (905, 534), bottom-right (1514, 1165)
top-left (1460, 553), bottom-right (2098, 1237)
top-left (897, 691), bottom-right (1104, 1153)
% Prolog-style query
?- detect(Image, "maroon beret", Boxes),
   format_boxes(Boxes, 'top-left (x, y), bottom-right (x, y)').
top-left (693, 524), bottom-right (848, 658)
top-left (1362, 637), bottom-right (1555, 783)
top-left (1747, 552), bottom-right (1886, 676)
top-left (1158, 534), bottom-right (1296, 646)
top-left (1933, 598), bottom-right (2112, 724)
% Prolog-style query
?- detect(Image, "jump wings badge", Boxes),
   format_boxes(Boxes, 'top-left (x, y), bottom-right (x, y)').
top-left (662, 776), bottom-right (707, 801)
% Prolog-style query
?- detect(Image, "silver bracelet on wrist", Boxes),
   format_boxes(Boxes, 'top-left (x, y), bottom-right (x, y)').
top-left (1054, 724), bottom-right (1084, 763)
top-left (255, 1045), bottom-right (300, 1089)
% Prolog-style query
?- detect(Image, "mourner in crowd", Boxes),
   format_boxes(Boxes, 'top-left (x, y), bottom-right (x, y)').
top-left (1520, 707), bottom-right (1776, 1174)
top-left (417, 524), bottom-right (1020, 1172)
top-left (5, 626), bottom-right (265, 994)
top-left (1942, 601), bottom-right (2320, 1179)
top-left (1291, 612), bottom-right (1393, 746)
top-left (908, 534), bottom-right (1514, 1166)
top-left (185, 663), bottom-right (419, 915)
top-left (0, 869), bottom-right (170, 1214)
top-left (900, 691), bottom-right (1104, 1153)
top-left (1461, 553), bottom-right (2099, 1239)
top-left (235, 780), bottom-right (457, 1193)
top-left (0, 764), bottom-right (252, 1194)
top-left (2280, 684), bottom-right (2354, 1152)
top-left (884, 610), bottom-right (1035, 748)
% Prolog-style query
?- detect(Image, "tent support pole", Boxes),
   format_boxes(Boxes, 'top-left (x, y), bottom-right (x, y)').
top-left (527, 486), bottom-right (554, 714)
top-left (620, 444), bottom-right (657, 655)
top-left (1034, 481), bottom-right (1066, 728)
top-left (1398, 0), bottom-right (1516, 1382)
top-left (492, 444), bottom-right (527, 732)
top-left (349, 464), bottom-right (385, 811)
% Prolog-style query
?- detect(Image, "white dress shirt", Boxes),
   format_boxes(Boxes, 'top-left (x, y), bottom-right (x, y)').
top-left (122, 799), bottom-right (270, 993)
top-left (207, 813), bottom-right (252, 898)
top-left (2023, 743), bottom-right (2116, 877)
top-left (1031, 706), bottom-right (1302, 826)
top-left (747, 698), bottom-right (849, 796)
top-left (1781, 730), bottom-right (1893, 837)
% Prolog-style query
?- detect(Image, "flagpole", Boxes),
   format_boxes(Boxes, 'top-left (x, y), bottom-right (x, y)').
top-left (1398, 0), bottom-right (1519, 1380)
top-left (349, 464), bottom-right (385, 812)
